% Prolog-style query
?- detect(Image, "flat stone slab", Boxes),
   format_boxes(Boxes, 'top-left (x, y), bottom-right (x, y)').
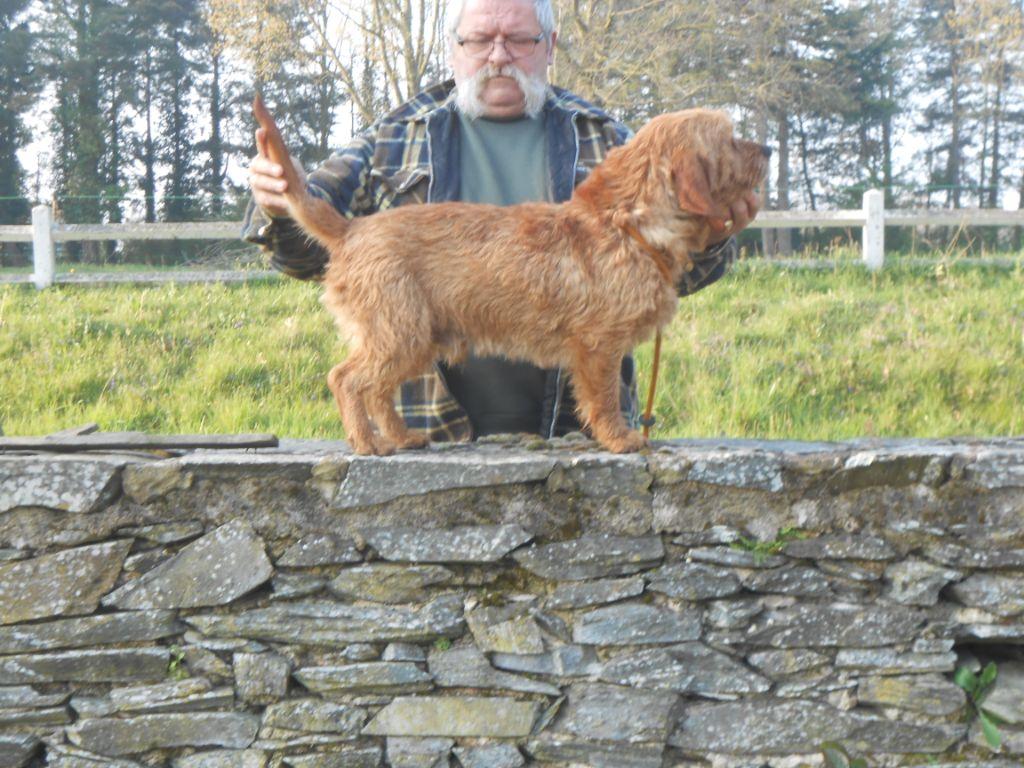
top-left (0, 539), bottom-right (131, 625)
top-left (362, 696), bottom-right (538, 737)
top-left (261, 699), bottom-right (366, 735)
top-left (277, 535), bottom-right (362, 567)
top-left (0, 455), bottom-right (123, 513)
top-left (108, 678), bottom-right (234, 715)
top-left (103, 520), bottom-right (272, 610)
top-left (525, 736), bottom-right (665, 768)
top-left (185, 595), bottom-right (463, 646)
top-left (977, 661), bottom-right (1024, 725)
top-left (857, 674), bottom-right (966, 716)
top-left (0, 686), bottom-right (70, 708)
top-left (962, 447), bottom-right (1024, 489)
top-left (573, 603), bottom-right (701, 645)
top-left (67, 712), bottom-right (260, 755)
top-left (174, 750), bottom-right (269, 768)
top-left (0, 610), bottom-right (181, 653)
top-left (553, 682), bottom-right (677, 742)
top-left (386, 736), bottom-right (453, 768)
top-left (453, 744), bottom-right (524, 768)
top-left (835, 647), bottom-right (957, 674)
top-left (294, 662), bottom-right (433, 694)
top-left (928, 542), bottom-right (1024, 570)
top-left (646, 562), bottom-right (742, 600)
top-left (677, 447), bottom-right (785, 492)
top-left (281, 748), bottom-right (381, 768)
top-left (747, 649), bottom-right (830, 677)
top-left (363, 525), bottom-right (532, 562)
top-left (328, 564), bottom-right (453, 603)
top-left (749, 603), bottom-right (926, 647)
top-left (513, 534), bottom-right (664, 581)
top-left (332, 452), bottom-right (556, 508)
top-left (547, 576), bottom-right (645, 609)
top-left (884, 559), bottom-right (963, 606)
top-left (234, 652), bottom-right (291, 705)
top-left (742, 565), bottom-right (832, 597)
top-left (949, 573), bottom-right (1024, 617)
top-left (671, 699), bottom-right (965, 754)
top-left (0, 648), bottom-right (167, 684)
top-left (465, 604), bottom-right (545, 655)
top-left (599, 643), bottom-right (770, 696)
top-left (784, 534), bottom-right (896, 561)
top-left (490, 645), bottom-right (600, 678)
top-left (429, 645), bottom-right (561, 696)
top-left (0, 734), bottom-right (40, 768)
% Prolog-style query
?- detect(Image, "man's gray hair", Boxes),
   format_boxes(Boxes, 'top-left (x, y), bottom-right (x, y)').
top-left (446, 0), bottom-right (556, 38)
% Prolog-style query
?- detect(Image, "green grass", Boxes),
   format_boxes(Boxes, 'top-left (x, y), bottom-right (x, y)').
top-left (2, 256), bottom-right (1023, 440)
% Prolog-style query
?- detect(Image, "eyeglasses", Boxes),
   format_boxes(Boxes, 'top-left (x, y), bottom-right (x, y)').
top-left (455, 33), bottom-right (545, 60)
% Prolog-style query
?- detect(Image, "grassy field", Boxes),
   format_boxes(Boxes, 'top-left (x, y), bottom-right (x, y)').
top-left (2, 255), bottom-right (1022, 441)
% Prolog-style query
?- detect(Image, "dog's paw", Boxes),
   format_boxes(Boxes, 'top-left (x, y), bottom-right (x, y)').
top-left (397, 433), bottom-right (430, 450)
top-left (350, 435), bottom-right (397, 456)
top-left (603, 430), bottom-right (649, 454)
top-left (370, 435), bottom-right (397, 456)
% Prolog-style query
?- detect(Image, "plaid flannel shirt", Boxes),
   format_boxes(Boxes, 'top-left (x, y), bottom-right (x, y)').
top-left (243, 80), bottom-right (736, 442)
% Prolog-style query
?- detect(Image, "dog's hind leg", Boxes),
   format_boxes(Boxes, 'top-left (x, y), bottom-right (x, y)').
top-left (362, 346), bottom-right (434, 451)
top-left (327, 355), bottom-right (395, 456)
top-left (568, 347), bottom-right (648, 454)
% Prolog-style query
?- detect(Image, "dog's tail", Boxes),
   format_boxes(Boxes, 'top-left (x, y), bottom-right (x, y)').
top-left (252, 93), bottom-right (350, 245)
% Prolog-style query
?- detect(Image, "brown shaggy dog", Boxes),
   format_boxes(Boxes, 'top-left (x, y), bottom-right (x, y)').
top-left (253, 96), bottom-right (768, 455)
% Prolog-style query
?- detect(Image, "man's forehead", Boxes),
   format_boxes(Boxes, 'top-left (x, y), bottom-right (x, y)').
top-left (457, 0), bottom-right (541, 32)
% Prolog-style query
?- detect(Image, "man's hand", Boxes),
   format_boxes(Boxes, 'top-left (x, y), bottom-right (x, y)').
top-left (249, 127), bottom-right (307, 219)
top-left (708, 190), bottom-right (761, 246)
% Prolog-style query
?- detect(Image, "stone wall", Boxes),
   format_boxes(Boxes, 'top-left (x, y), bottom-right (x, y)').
top-left (2, 436), bottom-right (1024, 768)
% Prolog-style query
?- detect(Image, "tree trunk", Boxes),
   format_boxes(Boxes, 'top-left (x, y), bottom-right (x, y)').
top-left (209, 49), bottom-right (223, 217)
top-left (987, 65), bottom-right (1004, 210)
top-left (882, 78), bottom-right (894, 209)
top-left (142, 48), bottom-right (156, 224)
top-left (947, 44), bottom-right (962, 209)
top-left (775, 112), bottom-right (792, 255)
top-left (797, 114), bottom-right (816, 211)
top-left (756, 108), bottom-right (774, 257)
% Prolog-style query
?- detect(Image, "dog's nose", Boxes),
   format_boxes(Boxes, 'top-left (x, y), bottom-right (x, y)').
top-left (761, 145), bottom-right (773, 158)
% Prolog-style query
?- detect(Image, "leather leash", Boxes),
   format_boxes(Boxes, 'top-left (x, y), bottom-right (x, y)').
top-left (619, 223), bottom-right (677, 438)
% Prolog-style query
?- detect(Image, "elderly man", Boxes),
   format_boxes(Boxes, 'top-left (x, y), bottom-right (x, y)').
top-left (243, 0), bottom-right (759, 443)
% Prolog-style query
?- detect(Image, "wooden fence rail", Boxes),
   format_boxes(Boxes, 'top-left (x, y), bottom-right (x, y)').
top-left (2, 192), bottom-right (1023, 289)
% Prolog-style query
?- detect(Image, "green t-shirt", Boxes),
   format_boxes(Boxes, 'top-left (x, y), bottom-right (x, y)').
top-left (457, 111), bottom-right (549, 206)
top-left (443, 111), bottom-right (551, 437)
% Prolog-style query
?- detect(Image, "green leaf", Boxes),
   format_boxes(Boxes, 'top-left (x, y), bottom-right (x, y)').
top-left (849, 759), bottom-right (868, 768)
top-left (821, 743), bottom-right (850, 768)
top-left (979, 710), bottom-right (1002, 750)
top-left (979, 661), bottom-right (999, 695)
top-left (954, 666), bottom-right (978, 694)
top-left (981, 706), bottom-right (1009, 726)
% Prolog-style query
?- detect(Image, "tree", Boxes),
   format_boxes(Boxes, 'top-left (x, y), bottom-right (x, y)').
top-left (0, 0), bottom-right (40, 231)
top-left (205, 0), bottom-right (443, 129)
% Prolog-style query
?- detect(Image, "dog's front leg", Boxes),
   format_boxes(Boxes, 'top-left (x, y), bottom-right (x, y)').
top-left (327, 357), bottom-right (394, 456)
top-left (568, 348), bottom-right (648, 453)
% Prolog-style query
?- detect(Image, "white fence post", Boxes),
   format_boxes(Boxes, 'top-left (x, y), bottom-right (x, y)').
top-left (862, 189), bottom-right (885, 271)
top-left (31, 204), bottom-right (55, 289)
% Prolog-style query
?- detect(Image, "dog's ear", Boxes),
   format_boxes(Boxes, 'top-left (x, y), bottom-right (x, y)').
top-left (673, 151), bottom-right (729, 220)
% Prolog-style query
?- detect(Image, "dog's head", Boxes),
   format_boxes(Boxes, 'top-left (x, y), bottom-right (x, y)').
top-left (654, 110), bottom-right (769, 221)
top-left (575, 109), bottom-right (769, 253)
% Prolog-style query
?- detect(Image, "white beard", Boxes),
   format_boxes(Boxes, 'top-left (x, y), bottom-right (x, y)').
top-left (455, 64), bottom-right (549, 120)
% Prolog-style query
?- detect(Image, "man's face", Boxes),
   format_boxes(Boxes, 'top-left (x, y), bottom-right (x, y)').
top-left (451, 0), bottom-right (556, 119)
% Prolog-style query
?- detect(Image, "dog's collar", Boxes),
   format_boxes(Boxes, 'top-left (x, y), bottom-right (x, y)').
top-left (619, 223), bottom-right (686, 285)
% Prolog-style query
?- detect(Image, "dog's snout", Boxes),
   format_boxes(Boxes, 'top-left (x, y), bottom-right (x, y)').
top-left (761, 145), bottom-right (773, 159)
